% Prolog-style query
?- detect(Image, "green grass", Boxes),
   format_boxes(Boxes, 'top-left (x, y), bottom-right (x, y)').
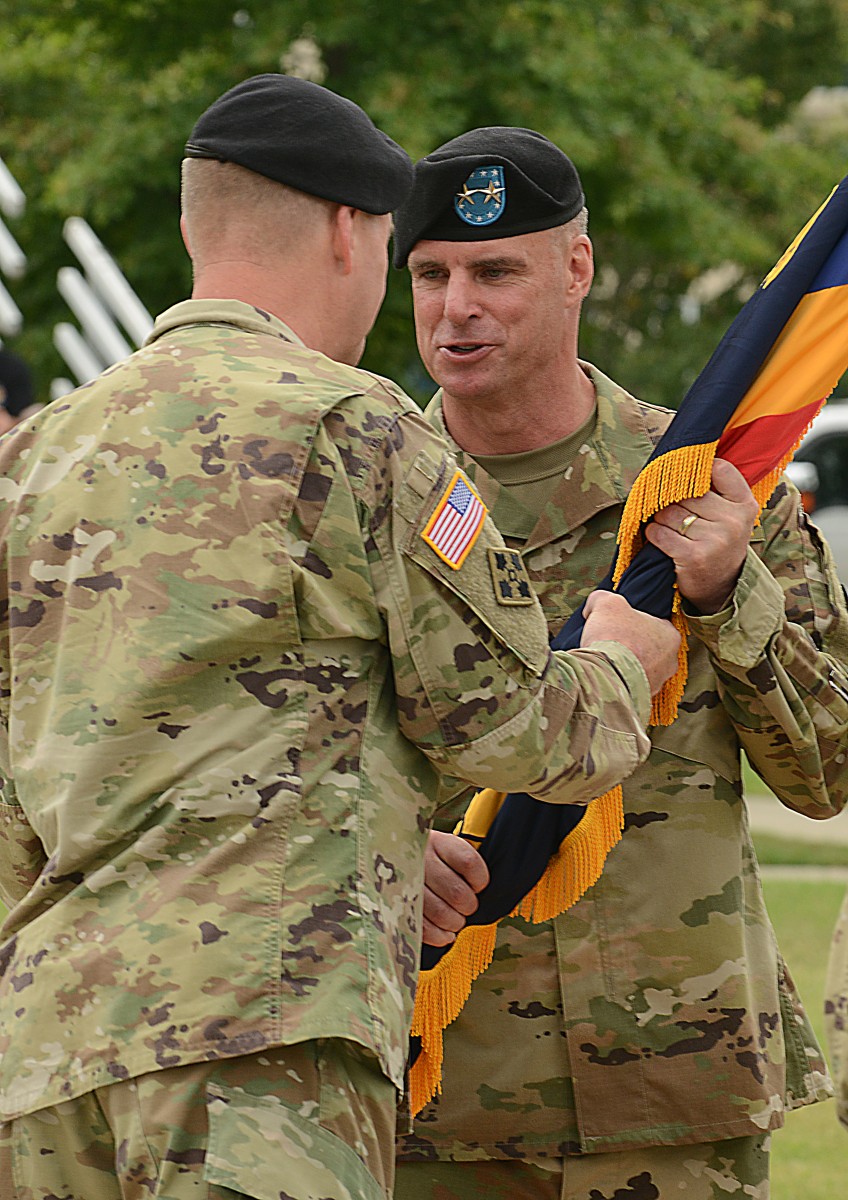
top-left (763, 877), bottom-right (847, 1198)
top-left (741, 756), bottom-right (848, 1191)
top-left (753, 830), bottom-right (848, 867)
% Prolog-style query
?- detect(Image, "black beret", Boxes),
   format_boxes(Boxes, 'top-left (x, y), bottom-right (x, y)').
top-left (393, 126), bottom-right (584, 267)
top-left (185, 74), bottom-right (413, 215)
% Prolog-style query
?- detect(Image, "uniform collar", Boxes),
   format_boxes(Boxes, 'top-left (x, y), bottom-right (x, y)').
top-left (145, 298), bottom-right (306, 348)
top-left (425, 364), bottom-right (667, 548)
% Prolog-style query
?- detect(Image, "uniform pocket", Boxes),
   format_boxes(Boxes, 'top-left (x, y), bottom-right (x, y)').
top-left (204, 1081), bottom-right (384, 1200)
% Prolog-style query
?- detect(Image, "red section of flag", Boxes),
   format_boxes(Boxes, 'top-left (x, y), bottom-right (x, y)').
top-left (717, 397), bottom-right (825, 486)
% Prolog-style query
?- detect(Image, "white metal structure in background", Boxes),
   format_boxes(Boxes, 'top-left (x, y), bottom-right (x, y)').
top-left (63, 218), bottom-right (153, 348)
top-left (53, 218), bottom-right (153, 395)
top-left (0, 155), bottom-right (27, 341)
top-left (0, 154), bottom-right (154, 394)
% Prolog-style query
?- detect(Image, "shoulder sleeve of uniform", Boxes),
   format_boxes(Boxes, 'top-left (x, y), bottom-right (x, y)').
top-left (364, 409), bottom-right (652, 802)
top-left (687, 476), bottom-right (848, 816)
top-left (689, 477), bottom-right (848, 669)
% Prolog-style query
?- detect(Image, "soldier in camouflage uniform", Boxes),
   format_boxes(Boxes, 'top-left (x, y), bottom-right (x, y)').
top-left (0, 83), bottom-right (680, 1200)
top-left (392, 128), bottom-right (848, 1199)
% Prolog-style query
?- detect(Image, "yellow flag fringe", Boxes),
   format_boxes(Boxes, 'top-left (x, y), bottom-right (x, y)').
top-left (409, 920), bottom-right (499, 1114)
top-left (514, 785), bottom-right (625, 921)
top-left (410, 788), bottom-right (626, 1114)
top-left (650, 601), bottom-right (690, 727)
top-left (613, 440), bottom-right (719, 583)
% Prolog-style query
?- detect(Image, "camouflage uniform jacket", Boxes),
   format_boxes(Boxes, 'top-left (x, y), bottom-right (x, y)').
top-left (0, 303), bottom-right (653, 1120)
top-left (399, 365), bottom-right (848, 1159)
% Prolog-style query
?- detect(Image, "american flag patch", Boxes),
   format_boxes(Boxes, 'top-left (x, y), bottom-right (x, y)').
top-left (421, 470), bottom-right (487, 569)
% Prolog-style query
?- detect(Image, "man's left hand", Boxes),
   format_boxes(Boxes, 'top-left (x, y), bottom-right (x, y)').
top-left (644, 458), bottom-right (759, 614)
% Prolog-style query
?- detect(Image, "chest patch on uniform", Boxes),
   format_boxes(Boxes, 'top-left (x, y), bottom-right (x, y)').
top-left (421, 469), bottom-right (487, 569)
top-left (488, 548), bottom-right (534, 605)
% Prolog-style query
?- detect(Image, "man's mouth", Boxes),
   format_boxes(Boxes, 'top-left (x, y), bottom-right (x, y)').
top-left (439, 342), bottom-right (492, 358)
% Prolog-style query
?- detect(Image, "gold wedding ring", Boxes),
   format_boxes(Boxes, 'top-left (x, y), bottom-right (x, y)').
top-left (679, 513), bottom-right (698, 536)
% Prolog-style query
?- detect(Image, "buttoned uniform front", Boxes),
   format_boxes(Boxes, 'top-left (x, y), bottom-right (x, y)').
top-left (0, 303), bottom-right (655, 1127)
top-left (398, 364), bottom-right (848, 1166)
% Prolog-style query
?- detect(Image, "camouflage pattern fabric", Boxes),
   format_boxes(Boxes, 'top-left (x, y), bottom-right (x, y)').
top-left (0, 302), bottom-right (653, 1121)
top-left (0, 1038), bottom-right (395, 1200)
top-left (394, 1131), bottom-right (770, 1199)
top-left (825, 886), bottom-right (848, 1130)
top-left (397, 364), bottom-right (848, 1162)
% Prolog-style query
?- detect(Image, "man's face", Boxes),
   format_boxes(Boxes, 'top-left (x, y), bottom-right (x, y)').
top-left (408, 227), bottom-right (591, 404)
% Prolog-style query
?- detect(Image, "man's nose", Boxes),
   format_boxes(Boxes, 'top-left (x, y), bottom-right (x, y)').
top-left (442, 275), bottom-right (482, 324)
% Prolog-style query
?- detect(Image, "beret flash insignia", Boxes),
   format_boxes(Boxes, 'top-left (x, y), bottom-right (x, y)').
top-left (454, 166), bottom-right (506, 227)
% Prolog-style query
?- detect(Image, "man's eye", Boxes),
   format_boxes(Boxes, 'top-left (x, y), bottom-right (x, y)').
top-left (482, 268), bottom-right (507, 279)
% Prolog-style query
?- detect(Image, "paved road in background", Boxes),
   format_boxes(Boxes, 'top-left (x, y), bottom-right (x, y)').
top-left (747, 795), bottom-right (848, 845)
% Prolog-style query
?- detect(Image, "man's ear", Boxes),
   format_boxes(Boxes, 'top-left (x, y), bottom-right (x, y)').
top-left (179, 213), bottom-right (192, 258)
top-left (331, 205), bottom-right (356, 275)
top-left (567, 234), bottom-right (594, 302)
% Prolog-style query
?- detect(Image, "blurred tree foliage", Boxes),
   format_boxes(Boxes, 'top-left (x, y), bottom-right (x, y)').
top-left (1, 0), bottom-right (847, 407)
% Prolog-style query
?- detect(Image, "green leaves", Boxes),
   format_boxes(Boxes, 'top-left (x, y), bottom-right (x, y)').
top-left (2, 0), bottom-right (846, 407)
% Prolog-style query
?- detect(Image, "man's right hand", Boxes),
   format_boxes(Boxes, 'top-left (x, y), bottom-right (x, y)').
top-left (581, 590), bottom-right (680, 695)
top-left (423, 830), bottom-right (490, 947)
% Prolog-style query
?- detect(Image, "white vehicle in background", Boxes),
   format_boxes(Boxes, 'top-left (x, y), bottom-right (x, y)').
top-left (785, 399), bottom-right (848, 584)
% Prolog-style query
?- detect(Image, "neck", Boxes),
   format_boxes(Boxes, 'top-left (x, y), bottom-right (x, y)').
top-left (441, 360), bottom-right (596, 455)
top-left (191, 258), bottom-right (346, 360)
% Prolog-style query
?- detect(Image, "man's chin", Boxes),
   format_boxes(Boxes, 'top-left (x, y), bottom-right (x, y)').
top-left (431, 369), bottom-right (497, 405)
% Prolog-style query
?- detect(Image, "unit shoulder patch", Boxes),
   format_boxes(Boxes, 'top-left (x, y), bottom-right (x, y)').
top-left (488, 548), bottom-right (534, 605)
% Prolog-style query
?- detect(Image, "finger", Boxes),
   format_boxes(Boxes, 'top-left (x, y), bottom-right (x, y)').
top-left (422, 885), bottom-right (470, 934)
top-left (644, 518), bottom-right (706, 555)
top-left (582, 589), bottom-right (625, 618)
top-left (652, 504), bottom-right (706, 534)
top-left (430, 831), bottom-right (490, 894)
top-left (709, 458), bottom-right (753, 502)
top-left (427, 867), bottom-right (481, 916)
top-left (422, 917), bottom-right (458, 948)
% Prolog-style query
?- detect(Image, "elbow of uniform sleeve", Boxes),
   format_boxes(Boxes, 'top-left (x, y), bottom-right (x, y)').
top-left (686, 548), bottom-right (784, 669)
top-left (436, 646), bottom-right (653, 806)
top-left (572, 642), bottom-right (652, 727)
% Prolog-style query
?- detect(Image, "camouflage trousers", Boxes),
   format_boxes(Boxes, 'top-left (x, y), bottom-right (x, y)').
top-left (394, 1133), bottom-right (770, 1200)
top-left (0, 1039), bottom-right (396, 1200)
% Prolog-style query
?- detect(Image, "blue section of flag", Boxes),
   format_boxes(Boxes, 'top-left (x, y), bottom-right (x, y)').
top-left (810, 226), bottom-right (848, 292)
